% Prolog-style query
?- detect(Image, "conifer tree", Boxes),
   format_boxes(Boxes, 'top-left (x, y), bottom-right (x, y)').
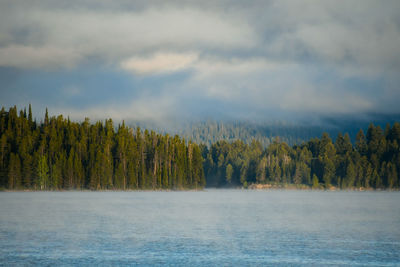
top-left (226, 163), bottom-right (233, 184)
top-left (37, 154), bottom-right (49, 190)
top-left (312, 174), bottom-right (319, 189)
top-left (8, 153), bottom-right (22, 189)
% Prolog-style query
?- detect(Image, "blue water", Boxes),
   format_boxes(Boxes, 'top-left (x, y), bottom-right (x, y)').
top-left (0, 190), bottom-right (399, 266)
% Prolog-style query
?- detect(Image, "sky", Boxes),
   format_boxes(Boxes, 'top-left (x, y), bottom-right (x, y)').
top-left (0, 0), bottom-right (400, 125)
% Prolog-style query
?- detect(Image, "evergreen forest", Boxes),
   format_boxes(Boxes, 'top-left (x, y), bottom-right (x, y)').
top-left (1, 106), bottom-right (399, 190)
top-left (203, 125), bottom-right (400, 189)
top-left (1, 106), bottom-right (205, 190)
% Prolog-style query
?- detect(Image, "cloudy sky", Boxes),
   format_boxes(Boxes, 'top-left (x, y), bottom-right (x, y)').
top-left (1, 0), bottom-right (400, 124)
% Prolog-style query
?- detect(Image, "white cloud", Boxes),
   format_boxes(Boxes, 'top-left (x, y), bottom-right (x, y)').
top-left (182, 57), bottom-right (291, 102)
top-left (193, 57), bottom-right (292, 78)
top-left (121, 52), bottom-right (198, 75)
top-left (181, 57), bottom-right (376, 115)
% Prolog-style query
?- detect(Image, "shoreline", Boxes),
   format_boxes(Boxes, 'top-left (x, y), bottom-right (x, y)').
top-left (1, 186), bottom-right (399, 192)
top-left (0, 187), bottom-right (207, 192)
top-left (245, 183), bottom-right (399, 191)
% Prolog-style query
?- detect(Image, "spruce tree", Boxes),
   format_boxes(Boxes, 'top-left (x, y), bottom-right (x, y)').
top-left (37, 154), bottom-right (49, 190)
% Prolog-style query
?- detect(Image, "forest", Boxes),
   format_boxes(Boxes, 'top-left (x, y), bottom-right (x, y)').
top-left (0, 106), bottom-right (205, 190)
top-left (1, 105), bottom-right (399, 190)
top-left (203, 124), bottom-right (400, 189)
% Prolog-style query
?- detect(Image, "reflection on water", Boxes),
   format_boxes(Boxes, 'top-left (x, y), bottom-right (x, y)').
top-left (1, 190), bottom-right (399, 266)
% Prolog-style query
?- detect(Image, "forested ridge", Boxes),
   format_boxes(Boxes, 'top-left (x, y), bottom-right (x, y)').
top-left (1, 106), bottom-right (400, 190)
top-left (177, 121), bottom-right (317, 147)
top-left (171, 117), bottom-right (400, 148)
top-left (0, 106), bottom-right (205, 190)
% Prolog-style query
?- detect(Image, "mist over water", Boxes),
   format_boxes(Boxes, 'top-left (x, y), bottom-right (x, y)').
top-left (1, 190), bottom-right (399, 266)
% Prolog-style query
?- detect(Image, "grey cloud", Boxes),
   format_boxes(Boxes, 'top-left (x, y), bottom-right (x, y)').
top-left (0, 45), bottom-right (81, 69)
top-left (0, 2), bottom-right (257, 69)
top-left (258, 1), bottom-right (400, 75)
top-left (1, 0), bottom-right (399, 73)
top-left (0, 0), bottom-right (399, 118)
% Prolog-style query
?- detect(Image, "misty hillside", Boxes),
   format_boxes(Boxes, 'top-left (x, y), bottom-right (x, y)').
top-left (128, 114), bottom-right (400, 147)
top-left (177, 121), bottom-right (322, 147)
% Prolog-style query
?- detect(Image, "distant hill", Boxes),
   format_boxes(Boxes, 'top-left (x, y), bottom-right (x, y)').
top-left (176, 120), bottom-right (322, 147)
top-left (127, 114), bottom-right (400, 147)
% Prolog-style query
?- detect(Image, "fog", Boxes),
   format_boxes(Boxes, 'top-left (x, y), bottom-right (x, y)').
top-left (1, 190), bottom-right (399, 265)
top-left (1, 1), bottom-right (400, 124)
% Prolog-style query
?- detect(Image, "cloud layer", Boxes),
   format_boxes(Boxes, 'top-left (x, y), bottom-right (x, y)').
top-left (0, 0), bottom-right (400, 122)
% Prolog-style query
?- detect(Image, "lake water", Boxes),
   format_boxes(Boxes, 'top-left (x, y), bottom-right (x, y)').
top-left (0, 190), bottom-right (399, 266)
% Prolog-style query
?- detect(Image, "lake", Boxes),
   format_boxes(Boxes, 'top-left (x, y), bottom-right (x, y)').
top-left (0, 190), bottom-right (399, 266)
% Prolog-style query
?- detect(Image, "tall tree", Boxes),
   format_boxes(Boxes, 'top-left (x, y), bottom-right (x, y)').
top-left (8, 153), bottom-right (22, 189)
top-left (37, 154), bottom-right (49, 190)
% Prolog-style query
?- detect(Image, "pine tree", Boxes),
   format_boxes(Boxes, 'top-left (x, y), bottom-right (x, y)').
top-left (50, 155), bottom-right (63, 189)
top-left (66, 148), bottom-right (74, 189)
top-left (256, 156), bottom-right (267, 183)
top-left (8, 153), bottom-right (22, 189)
top-left (73, 152), bottom-right (84, 189)
top-left (44, 108), bottom-right (49, 126)
top-left (319, 133), bottom-right (336, 187)
top-left (0, 134), bottom-right (8, 187)
top-left (28, 104), bottom-right (33, 124)
top-left (37, 154), bottom-right (49, 190)
top-left (226, 164), bottom-right (233, 184)
top-left (312, 174), bottom-right (319, 189)
top-left (21, 154), bottom-right (33, 188)
top-left (344, 159), bottom-right (356, 188)
top-left (356, 129), bottom-right (368, 156)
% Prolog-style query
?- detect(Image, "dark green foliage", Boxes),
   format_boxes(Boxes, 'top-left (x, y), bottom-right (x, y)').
top-left (226, 164), bottom-right (233, 183)
top-left (203, 124), bottom-right (400, 189)
top-left (1, 106), bottom-right (399, 190)
top-left (37, 154), bottom-right (49, 190)
top-left (8, 153), bottom-right (21, 189)
top-left (312, 174), bottom-right (319, 189)
top-left (0, 106), bottom-right (205, 190)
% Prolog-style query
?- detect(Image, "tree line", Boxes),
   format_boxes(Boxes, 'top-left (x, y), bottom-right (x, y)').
top-left (0, 106), bottom-right (205, 190)
top-left (202, 123), bottom-right (400, 189)
top-left (1, 105), bottom-right (399, 190)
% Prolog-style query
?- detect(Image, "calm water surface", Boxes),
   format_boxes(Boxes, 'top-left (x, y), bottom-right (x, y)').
top-left (0, 190), bottom-right (399, 266)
